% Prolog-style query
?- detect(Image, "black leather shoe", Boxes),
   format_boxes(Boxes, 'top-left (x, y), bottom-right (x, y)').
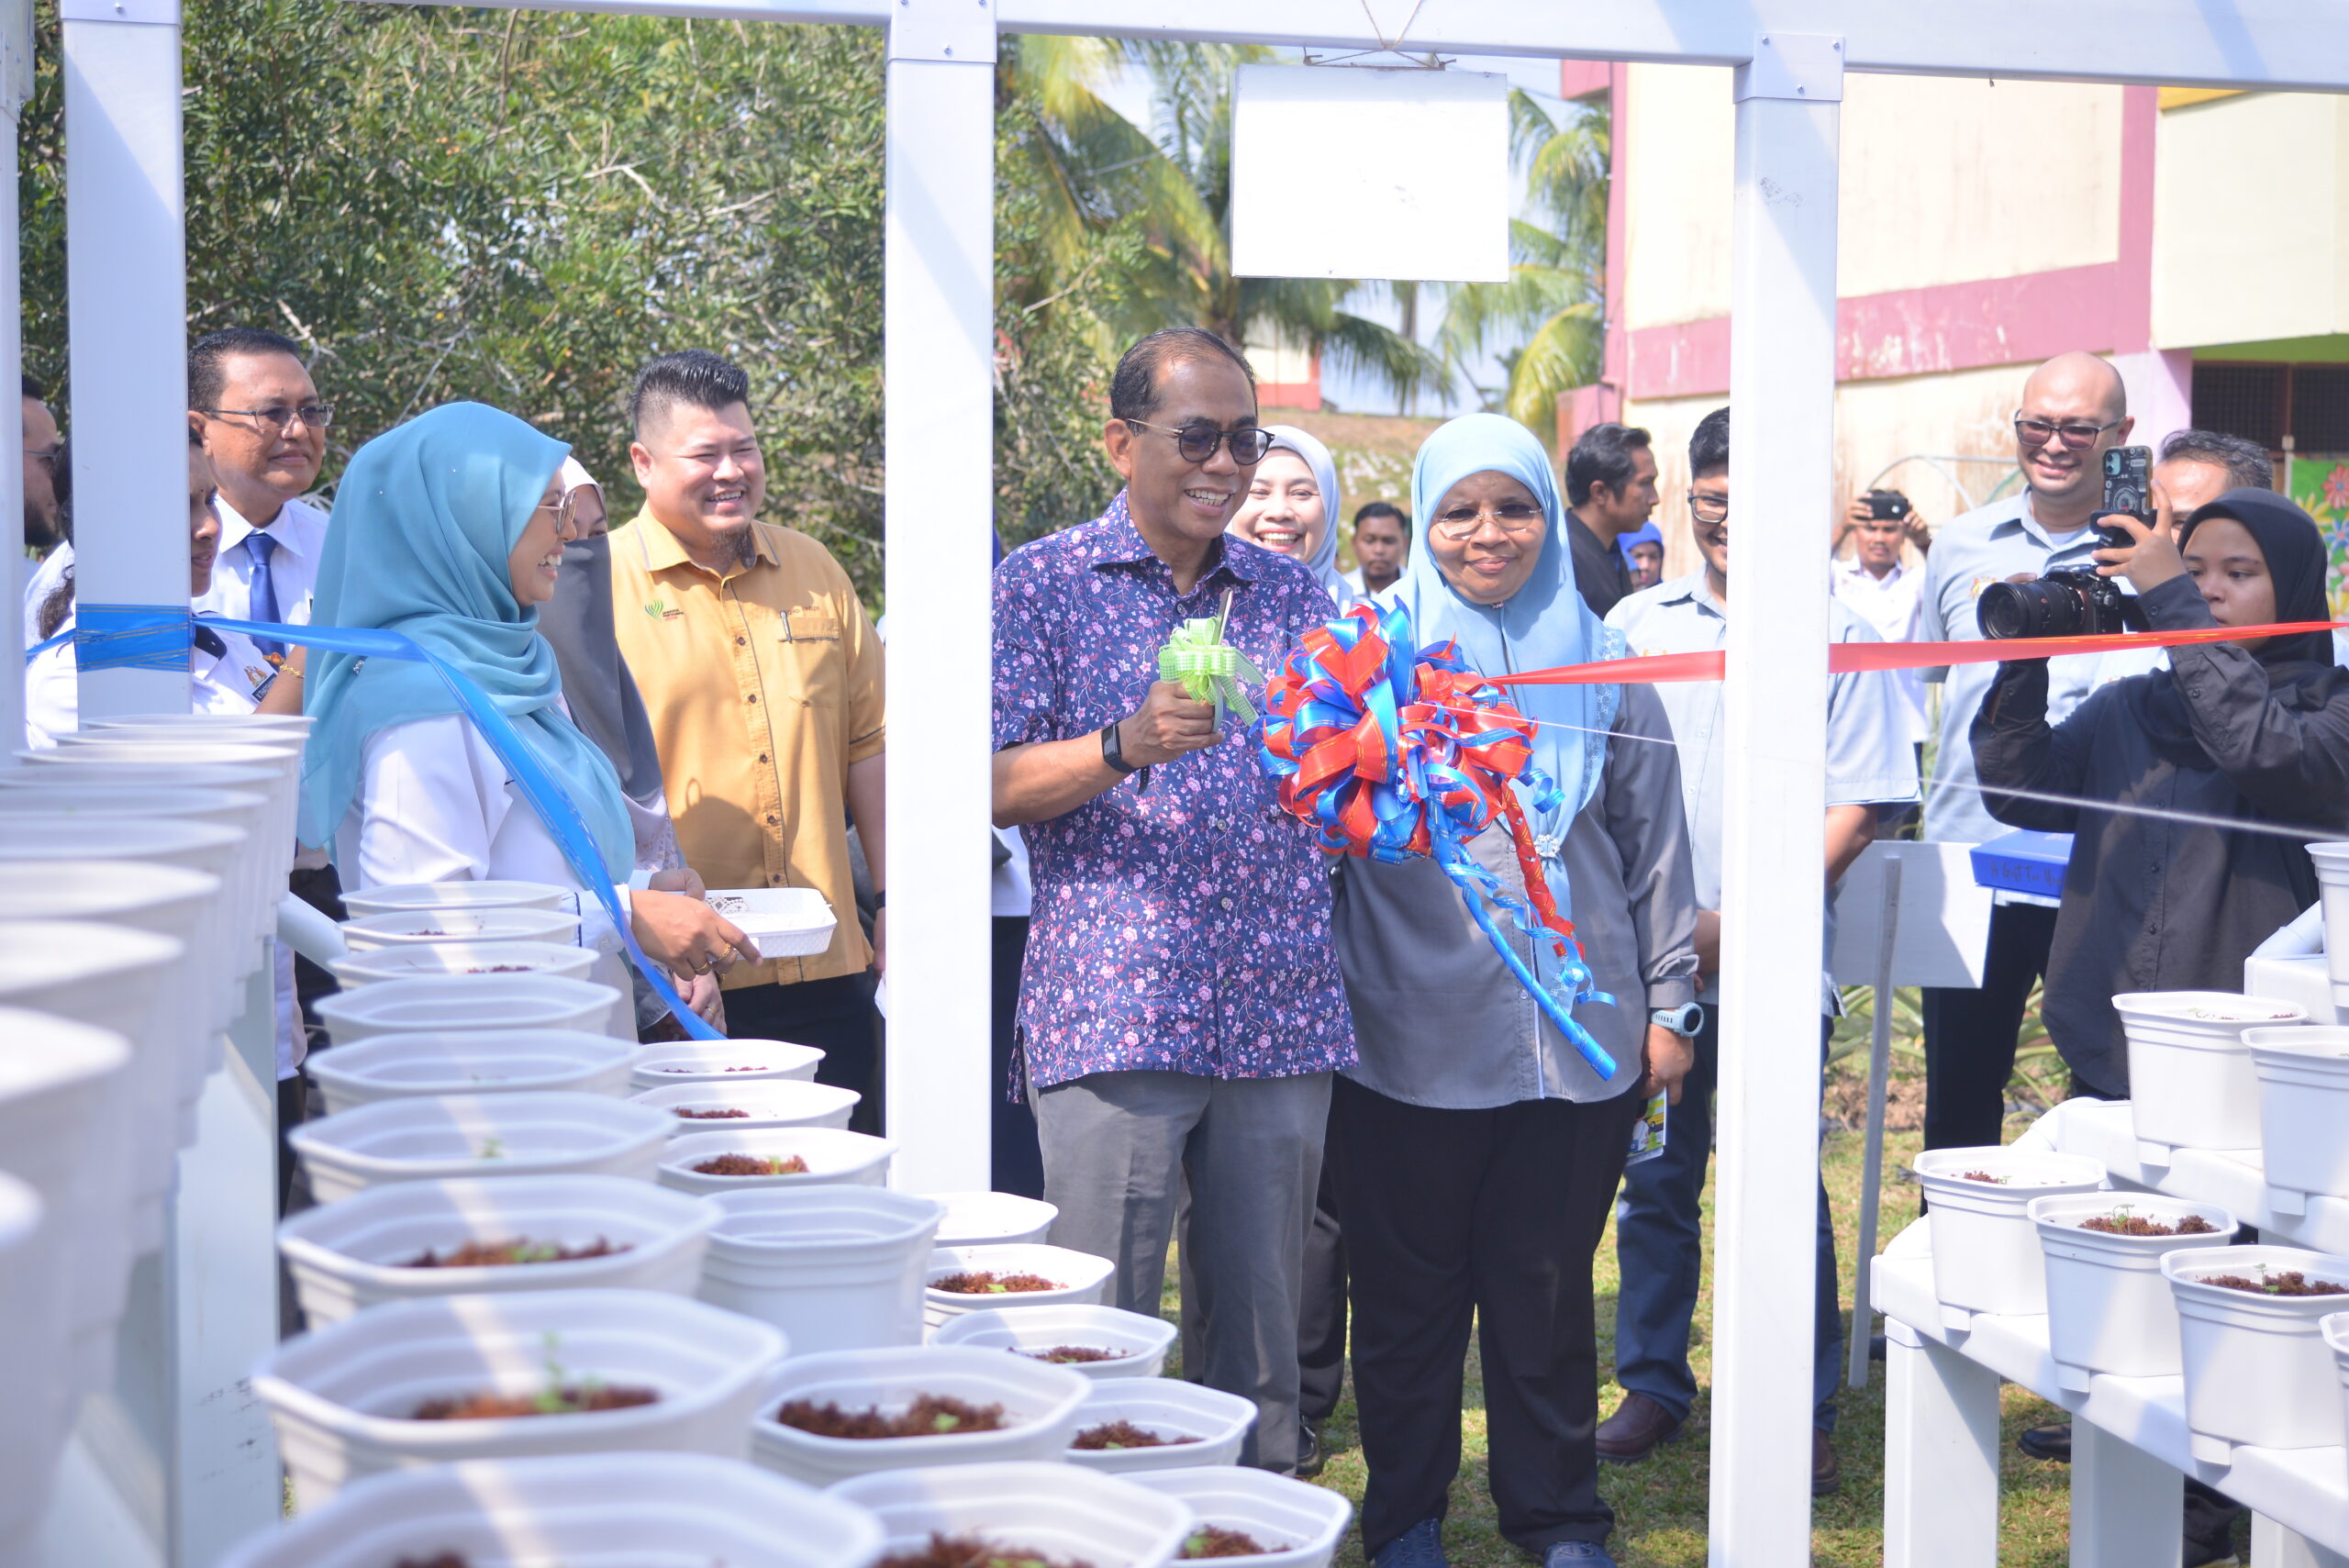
top-left (1812, 1429), bottom-right (1842, 1497)
top-left (2018, 1421), bottom-right (2073, 1463)
top-left (1595, 1392), bottom-right (1682, 1464)
top-left (1295, 1417), bottom-right (1326, 1479)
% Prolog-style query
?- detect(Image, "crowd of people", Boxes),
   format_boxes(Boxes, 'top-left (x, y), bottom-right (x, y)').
top-left (19, 320), bottom-right (2349, 1568)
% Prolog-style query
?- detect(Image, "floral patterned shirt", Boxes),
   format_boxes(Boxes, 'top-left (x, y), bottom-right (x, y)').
top-left (993, 493), bottom-right (1360, 1088)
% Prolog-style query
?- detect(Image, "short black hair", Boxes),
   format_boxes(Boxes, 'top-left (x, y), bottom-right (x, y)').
top-left (189, 328), bottom-right (306, 411)
top-left (2160, 428), bottom-right (2273, 493)
top-left (21, 373), bottom-right (44, 402)
top-left (1689, 407), bottom-right (1730, 478)
top-left (630, 350), bottom-right (753, 438)
top-left (1353, 500), bottom-right (1410, 539)
top-left (1564, 422), bottom-right (1654, 506)
top-left (1108, 328), bottom-right (1254, 425)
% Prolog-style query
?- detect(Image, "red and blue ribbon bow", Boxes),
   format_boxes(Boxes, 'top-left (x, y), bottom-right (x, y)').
top-left (1258, 600), bottom-right (1617, 1076)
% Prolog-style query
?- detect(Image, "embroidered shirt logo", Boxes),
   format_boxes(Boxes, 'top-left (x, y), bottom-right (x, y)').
top-left (641, 598), bottom-right (684, 622)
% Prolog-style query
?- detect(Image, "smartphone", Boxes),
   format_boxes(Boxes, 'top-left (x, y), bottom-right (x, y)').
top-left (2102, 445), bottom-right (2154, 523)
top-left (1865, 488), bottom-right (1910, 522)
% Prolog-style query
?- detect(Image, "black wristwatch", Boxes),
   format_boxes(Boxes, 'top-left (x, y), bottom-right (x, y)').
top-left (1101, 721), bottom-right (1152, 793)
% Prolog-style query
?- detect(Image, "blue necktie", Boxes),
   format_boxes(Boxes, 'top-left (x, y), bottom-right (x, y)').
top-left (246, 530), bottom-right (284, 658)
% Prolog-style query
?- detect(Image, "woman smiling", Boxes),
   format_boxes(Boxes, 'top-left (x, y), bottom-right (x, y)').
top-left (1228, 424), bottom-right (1350, 606)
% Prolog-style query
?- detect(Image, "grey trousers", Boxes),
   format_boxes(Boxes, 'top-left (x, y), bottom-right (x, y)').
top-left (1032, 1067), bottom-right (1334, 1473)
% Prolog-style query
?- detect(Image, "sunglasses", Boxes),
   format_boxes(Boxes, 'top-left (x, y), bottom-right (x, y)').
top-left (2012, 413), bottom-right (2122, 450)
top-left (1124, 419), bottom-right (1275, 466)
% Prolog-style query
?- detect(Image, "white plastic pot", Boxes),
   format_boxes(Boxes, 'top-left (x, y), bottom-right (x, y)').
top-left (633, 1079), bottom-right (863, 1131)
top-left (750, 1345), bottom-right (1091, 1485)
top-left (925, 1244), bottom-right (1118, 1330)
top-left (930, 1190), bottom-right (1060, 1248)
top-left (253, 1287), bottom-right (788, 1507)
top-left (0, 784), bottom-right (275, 953)
top-left (84, 711), bottom-right (312, 739)
top-left (1123, 1466), bottom-right (1355, 1568)
top-left (630, 1039), bottom-right (826, 1090)
top-left (340, 906), bottom-right (584, 952)
top-left (315, 973), bottom-right (623, 1043)
top-left (332, 940), bottom-right (599, 988)
top-left (1063, 1378), bottom-right (1258, 1473)
top-left (290, 1092), bottom-right (673, 1204)
top-left (215, 1451), bottom-right (884, 1568)
top-left (1910, 1147), bottom-right (2106, 1329)
top-left (340, 880), bottom-right (573, 918)
top-left (930, 1304), bottom-right (1178, 1379)
top-left (699, 1186), bottom-right (944, 1354)
top-left (277, 1173), bottom-right (720, 1326)
top-left (829, 1461), bottom-right (1192, 1568)
top-left (2248, 1026), bottom-right (2349, 1216)
top-left (660, 1129), bottom-right (896, 1196)
top-left (2309, 841), bottom-right (2349, 1003)
top-left (2165, 1245), bottom-right (2349, 1463)
top-left (2029, 1192), bottom-right (2238, 1391)
top-left (303, 1030), bottom-right (636, 1115)
top-left (2114, 991), bottom-right (2307, 1164)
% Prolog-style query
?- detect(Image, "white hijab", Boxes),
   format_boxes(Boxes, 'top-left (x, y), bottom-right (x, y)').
top-left (1240, 424), bottom-right (1348, 604)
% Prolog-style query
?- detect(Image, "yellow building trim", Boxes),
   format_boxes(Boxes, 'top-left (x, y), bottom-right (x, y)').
top-left (2160, 87), bottom-right (2244, 111)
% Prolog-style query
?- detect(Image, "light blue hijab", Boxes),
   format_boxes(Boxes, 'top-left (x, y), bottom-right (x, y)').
top-left (1389, 413), bottom-right (1621, 850)
top-left (297, 402), bottom-right (634, 879)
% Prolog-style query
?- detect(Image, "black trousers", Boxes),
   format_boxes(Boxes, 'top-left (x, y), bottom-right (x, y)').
top-left (1330, 1074), bottom-right (1641, 1559)
top-left (990, 917), bottom-right (1044, 1199)
top-left (721, 972), bottom-right (881, 1129)
top-left (1920, 901), bottom-right (2059, 1151)
top-left (1297, 1125), bottom-right (1347, 1422)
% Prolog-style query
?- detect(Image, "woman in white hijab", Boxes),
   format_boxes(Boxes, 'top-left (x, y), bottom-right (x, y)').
top-left (1230, 423), bottom-right (1350, 606)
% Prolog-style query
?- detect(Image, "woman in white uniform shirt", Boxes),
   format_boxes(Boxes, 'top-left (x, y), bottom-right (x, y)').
top-left (297, 401), bottom-right (751, 993)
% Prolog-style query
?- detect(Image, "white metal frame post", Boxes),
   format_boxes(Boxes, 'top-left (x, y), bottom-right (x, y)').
top-left (0, 0), bottom-right (29, 756)
top-left (881, 0), bottom-right (995, 1191)
top-left (61, 0), bottom-right (190, 720)
top-left (1710, 32), bottom-right (1842, 1564)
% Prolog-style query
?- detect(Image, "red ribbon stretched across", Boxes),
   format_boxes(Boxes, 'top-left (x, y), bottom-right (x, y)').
top-left (1486, 618), bottom-right (2349, 688)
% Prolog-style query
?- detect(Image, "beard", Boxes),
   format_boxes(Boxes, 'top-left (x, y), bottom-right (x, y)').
top-left (711, 519), bottom-right (758, 573)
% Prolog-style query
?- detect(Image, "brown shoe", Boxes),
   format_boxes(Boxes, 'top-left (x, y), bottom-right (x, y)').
top-left (1595, 1392), bottom-right (1682, 1464)
top-left (1812, 1429), bottom-right (1842, 1496)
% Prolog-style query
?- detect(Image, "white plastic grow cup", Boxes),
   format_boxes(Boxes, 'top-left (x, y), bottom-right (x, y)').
top-left (2028, 1192), bottom-right (2238, 1392)
top-left (2248, 1026), bottom-right (2349, 1216)
top-left (277, 1173), bottom-right (720, 1327)
top-left (930, 1191), bottom-right (1061, 1248)
top-left (303, 1030), bottom-right (636, 1116)
top-left (2322, 1314), bottom-right (2349, 1480)
top-left (289, 1092), bottom-right (673, 1204)
top-left (338, 880), bottom-right (574, 918)
top-left (1909, 1148), bottom-right (2106, 1330)
top-left (251, 1287), bottom-right (788, 1507)
top-left (1123, 1466), bottom-right (1356, 1568)
top-left (1063, 1378), bottom-right (1259, 1473)
top-left (0, 784), bottom-right (276, 954)
top-left (2309, 842), bottom-right (2349, 1001)
top-left (314, 973), bottom-right (623, 1043)
top-left (929, 1305), bottom-right (1179, 1380)
top-left (0, 1173), bottom-right (50, 1567)
top-left (340, 906), bottom-right (584, 953)
top-left (697, 1186), bottom-right (944, 1354)
top-left (2113, 991), bottom-right (2308, 1165)
top-left (632, 1079), bottom-right (863, 1131)
top-left (85, 711), bottom-right (313, 740)
top-left (2165, 1245), bottom-right (2349, 1464)
top-left (213, 1451), bottom-right (884, 1568)
top-left (629, 1039), bottom-right (826, 1090)
top-left (828, 1461), bottom-right (1193, 1568)
top-left (924, 1245), bottom-right (1118, 1331)
top-left (660, 1129), bottom-right (897, 1196)
top-left (0, 818), bottom-right (249, 1004)
top-left (749, 1344), bottom-right (1091, 1485)
top-left (332, 940), bottom-right (600, 988)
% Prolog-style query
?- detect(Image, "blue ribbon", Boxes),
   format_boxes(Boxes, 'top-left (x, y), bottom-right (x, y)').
top-left (28, 605), bottom-right (723, 1040)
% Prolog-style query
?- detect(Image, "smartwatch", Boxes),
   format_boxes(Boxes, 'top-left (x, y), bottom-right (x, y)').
top-left (1651, 1003), bottom-right (1703, 1038)
top-left (1100, 722), bottom-right (1141, 775)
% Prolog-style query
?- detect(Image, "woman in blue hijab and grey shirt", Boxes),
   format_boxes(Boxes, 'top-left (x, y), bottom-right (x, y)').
top-left (1330, 415), bottom-right (1699, 1568)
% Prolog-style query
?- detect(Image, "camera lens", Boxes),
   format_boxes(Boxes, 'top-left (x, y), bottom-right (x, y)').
top-left (1978, 579), bottom-right (2089, 640)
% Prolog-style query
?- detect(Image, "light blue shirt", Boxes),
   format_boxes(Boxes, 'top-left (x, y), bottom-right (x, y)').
top-left (1607, 571), bottom-right (1920, 1011)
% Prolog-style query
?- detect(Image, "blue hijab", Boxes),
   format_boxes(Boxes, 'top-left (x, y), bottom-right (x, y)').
top-left (1389, 414), bottom-right (1621, 851)
top-left (1616, 520), bottom-right (1663, 565)
top-left (297, 402), bottom-right (634, 878)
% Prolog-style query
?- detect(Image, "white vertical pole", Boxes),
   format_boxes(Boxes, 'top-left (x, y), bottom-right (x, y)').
top-left (62, 0), bottom-right (189, 721)
top-left (2071, 1423), bottom-right (2181, 1568)
top-left (1847, 855), bottom-right (1901, 1389)
top-left (1881, 1325), bottom-right (2001, 1568)
top-left (1710, 32), bottom-right (1842, 1567)
top-left (882, 0), bottom-right (994, 1192)
top-left (0, 0), bottom-right (28, 759)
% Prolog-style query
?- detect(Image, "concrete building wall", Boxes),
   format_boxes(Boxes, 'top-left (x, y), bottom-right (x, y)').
top-left (2153, 92), bottom-right (2349, 349)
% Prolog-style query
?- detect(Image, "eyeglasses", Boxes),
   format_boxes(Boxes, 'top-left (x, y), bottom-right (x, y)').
top-left (1688, 492), bottom-right (1730, 524)
top-left (202, 403), bottom-right (335, 433)
top-left (1123, 419), bottom-right (1275, 466)
top-left (2012, 413), bottom-right (2121, 450)
top-left (1430, 500), bottom-right (1545, 542)
top-left (533, 489), bottom-right (584, 531)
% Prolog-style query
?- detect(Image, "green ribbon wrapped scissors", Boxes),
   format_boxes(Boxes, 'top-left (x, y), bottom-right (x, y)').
top-left (1158, 588), bottom-right (1265, 733)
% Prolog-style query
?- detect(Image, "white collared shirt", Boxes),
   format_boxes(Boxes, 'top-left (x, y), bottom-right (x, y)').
top-left (192, 494), bottom-right (329, 628)
top-left (1830, 553), bottom-right (1928, 743)
top-left (22, 541), bottom-right (71, 648)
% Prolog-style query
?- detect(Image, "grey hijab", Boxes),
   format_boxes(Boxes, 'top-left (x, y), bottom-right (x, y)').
top-left (538, 462), bottom-right (665, 806)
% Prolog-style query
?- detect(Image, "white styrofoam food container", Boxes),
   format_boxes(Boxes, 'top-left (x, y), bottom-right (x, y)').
top-left (1063, 1377), bottom-right (1259, 1473)
top-left (289, 1092), bottom-right (673, 1204)
top-left (630, 1039), bottom-right (826, 1090)
top-left (924, 1243), bottom-right (1117, 1329)
top-left (750, 1344), bottom-right (1091, 1485)
top-left (828, 1461), bottom-right (1192, 1568)
top-left (660, 1129), bottom-right (896, 1196)
top-left (1124, 1465), bottom-right (1355, 1568)
top-left (700, 1186), bottom-right (944, 1354)
top-left (304, 1030), bottom-right (634, 1115)
top-left (929, 1304), bottom-right (1178, 1379)
top-left (633, 1079), bottom-right (862, 1131)
top-left (705, 886), bottom-right (838, 960)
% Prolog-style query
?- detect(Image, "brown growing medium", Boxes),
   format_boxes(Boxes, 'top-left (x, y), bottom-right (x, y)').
top-left (1960, 1171), bottom-right (2004, 1184)
top-left (409, 1384), bottom-right (659, 1420)
top-left (933, 1271), bottom-right (1062, 1295)
top-left (399, 1236), bottom-right (631, 1268)
top-left (1022, 1345), bottom-right (1129, 1363)
top-left (774, 1393), bottom-right (1009, 1439)
top-left (693, 1152), bottom-right (809, 1175)
top-left (1071, 1418), bottom-right (1197, 1451)
top-left (1183, 1527), bottom-right (1275, 1559)
top-left (2078, 1213), bottom-right (2220, 1237)
top-left (877, 1533), bottom-right (1095, 1568)
top-left (675, 1106), bottom-right (751, 1119)
top-left (393, 1556), bottom-right (469, 1568)
top-left (2198, 1271), bottom-right (2349, 1296)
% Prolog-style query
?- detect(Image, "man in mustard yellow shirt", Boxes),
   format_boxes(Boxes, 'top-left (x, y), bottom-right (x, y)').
top-left (610, 350), bottom-right (886, 1098)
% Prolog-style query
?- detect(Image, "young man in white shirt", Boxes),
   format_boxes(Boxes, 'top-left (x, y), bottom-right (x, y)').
top-left (1831, 493), bottom-right (1932, 749)
top-left (188, 328), bottom-right (333, 643)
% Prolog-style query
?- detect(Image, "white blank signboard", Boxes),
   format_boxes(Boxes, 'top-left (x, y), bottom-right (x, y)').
top-left (1829, 841), bottom-right (1995, 990)
top-left (1230, 63), bottom-right (1511, 283)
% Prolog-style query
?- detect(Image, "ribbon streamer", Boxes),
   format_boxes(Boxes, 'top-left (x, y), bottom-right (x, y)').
top-left (1158, 592), bottom-right (1265, 731)
top-left (1259, 600), bottom-right (1619, 1078)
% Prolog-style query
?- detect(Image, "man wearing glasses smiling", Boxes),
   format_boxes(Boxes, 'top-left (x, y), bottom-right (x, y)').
top-left (188, 327), bottom-right (333, 656)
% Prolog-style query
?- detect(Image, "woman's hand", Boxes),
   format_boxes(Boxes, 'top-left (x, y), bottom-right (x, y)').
top-left (675, 967), bottom-right (725, 1026)
top-left (2094, 479), bottom-right (2187, 594)
top-left (648, 866), bottom-right (707, 898)
top-left (630, 889), bottom-right (759, 978)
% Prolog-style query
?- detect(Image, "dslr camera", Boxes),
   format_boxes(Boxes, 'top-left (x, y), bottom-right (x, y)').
top-left (1976, 446), bottom-right (2152, 640)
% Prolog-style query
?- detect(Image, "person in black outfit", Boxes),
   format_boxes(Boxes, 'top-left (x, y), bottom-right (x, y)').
top-left (1560, 423), bottom-right (1657, 617)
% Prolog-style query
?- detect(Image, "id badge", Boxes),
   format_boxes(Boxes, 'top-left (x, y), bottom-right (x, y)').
top-left (1625, 1093), bottom-right (1668, 1165)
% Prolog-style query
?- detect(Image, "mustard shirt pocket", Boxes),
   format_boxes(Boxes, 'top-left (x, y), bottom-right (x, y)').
top-left (774, 608), bottom-right (844, 708)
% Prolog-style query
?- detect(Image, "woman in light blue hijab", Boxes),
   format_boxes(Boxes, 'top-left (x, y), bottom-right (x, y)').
top-left (301, 402), bottom-right (751, 999)
top-left (1325, 413), bottom-right (1699, 1568)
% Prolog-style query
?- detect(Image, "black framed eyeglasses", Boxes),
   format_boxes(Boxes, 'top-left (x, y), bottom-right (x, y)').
top-left (1123, 418), bottom-right (1275, 466)
top-left (1688, 492), bottom-right (1730, 524)
top-left (2012, 412), bottom-right (2121, 450)
top-left (201, 403), bottom-right (336, 434)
